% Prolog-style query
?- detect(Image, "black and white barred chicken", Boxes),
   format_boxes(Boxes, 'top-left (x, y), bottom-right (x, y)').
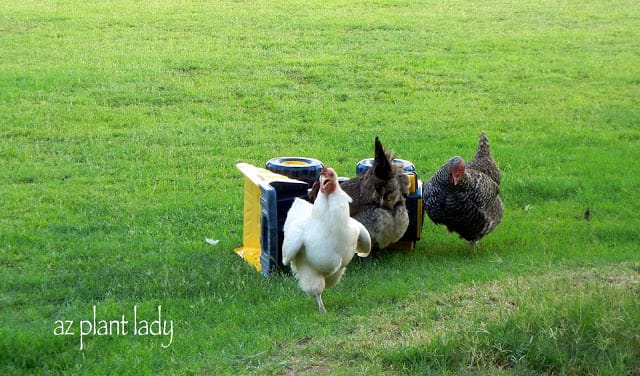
top-left (423, 132), bottom-right (503, 245)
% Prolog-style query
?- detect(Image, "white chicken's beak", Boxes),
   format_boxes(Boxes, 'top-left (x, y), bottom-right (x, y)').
top-left (319, 175), bottom-right (331, 192)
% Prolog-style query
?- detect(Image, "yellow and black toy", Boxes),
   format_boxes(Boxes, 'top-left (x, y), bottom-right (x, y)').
top-left (235, 157), bottom-right (423, 276)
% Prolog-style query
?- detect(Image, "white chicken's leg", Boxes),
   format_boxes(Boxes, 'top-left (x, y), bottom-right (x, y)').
top-left (315, 294), bottom-right (326, 313)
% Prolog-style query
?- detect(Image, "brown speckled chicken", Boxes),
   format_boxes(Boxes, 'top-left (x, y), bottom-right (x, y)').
top-left (423, 132), bottom-right (503, 245)
top-left (339, 137), bottom-right (410, 251)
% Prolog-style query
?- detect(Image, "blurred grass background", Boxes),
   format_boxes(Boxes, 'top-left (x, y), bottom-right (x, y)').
top-left (1, 0), bottom-right (638, 374)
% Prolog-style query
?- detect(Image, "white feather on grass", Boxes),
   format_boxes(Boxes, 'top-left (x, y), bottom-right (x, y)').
top-left (205, 238), bottom-right (220, 246)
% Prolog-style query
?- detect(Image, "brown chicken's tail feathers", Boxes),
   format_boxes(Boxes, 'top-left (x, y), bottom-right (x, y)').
top-left (373, 136), bottom-right (393, 179)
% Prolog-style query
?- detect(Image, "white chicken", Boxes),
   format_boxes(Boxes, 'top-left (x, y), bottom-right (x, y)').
top-left (282, 167), bottom-right (371, 313)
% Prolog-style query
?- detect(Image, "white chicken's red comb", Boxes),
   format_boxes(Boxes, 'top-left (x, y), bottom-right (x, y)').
top-left (321, 167), bottom-right (335, 175)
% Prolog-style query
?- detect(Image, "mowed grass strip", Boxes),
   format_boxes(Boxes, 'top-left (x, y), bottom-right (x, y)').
top-left (265, 263), bottom-right (639, 375)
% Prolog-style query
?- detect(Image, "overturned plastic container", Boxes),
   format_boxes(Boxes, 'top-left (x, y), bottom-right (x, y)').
top-left (234, 163), bottom-right (310, 276)
top-left (234, 156), bottom-right (423, 277)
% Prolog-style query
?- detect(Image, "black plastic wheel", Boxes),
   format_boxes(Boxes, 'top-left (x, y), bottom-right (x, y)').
top-left (265, 157), bottom-right (324, 185)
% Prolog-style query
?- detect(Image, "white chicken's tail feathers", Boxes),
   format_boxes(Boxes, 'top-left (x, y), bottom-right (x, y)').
top-left (354, 220), bottom-right (372, 257)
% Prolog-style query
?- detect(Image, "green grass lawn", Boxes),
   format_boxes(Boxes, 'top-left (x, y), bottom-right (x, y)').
top-left (1, 0), bottom-right (639, 374)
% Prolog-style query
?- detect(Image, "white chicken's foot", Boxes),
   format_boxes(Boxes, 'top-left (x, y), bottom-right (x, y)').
top-left (315, 294), bottom-right (326, 313)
